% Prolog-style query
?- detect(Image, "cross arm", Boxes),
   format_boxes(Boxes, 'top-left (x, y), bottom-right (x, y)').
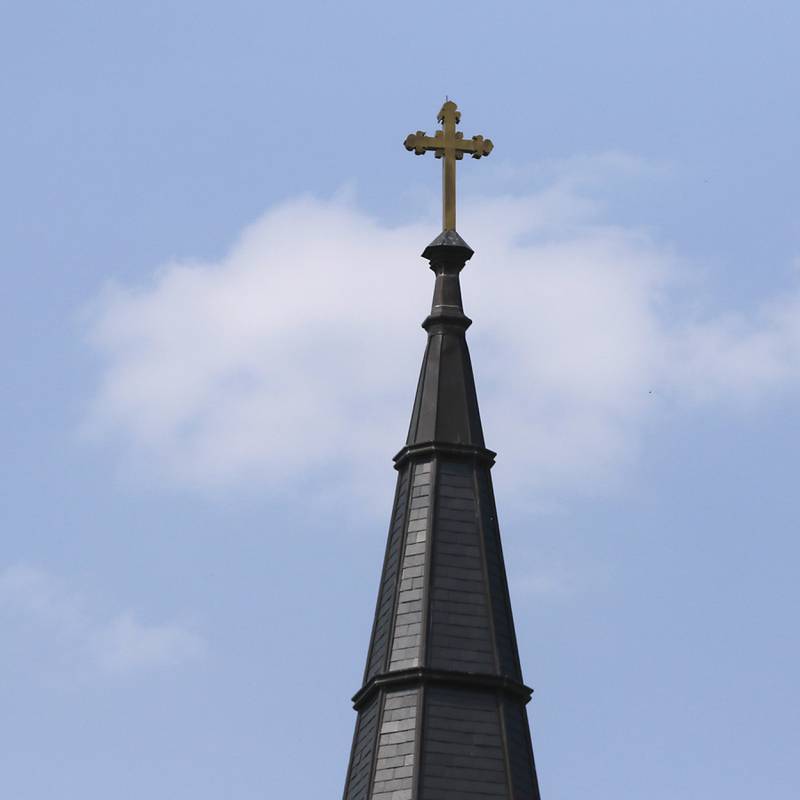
top-left (404, 130), bottom-right (444, 155)
top-left (454, 134), bottom-right (494, 159)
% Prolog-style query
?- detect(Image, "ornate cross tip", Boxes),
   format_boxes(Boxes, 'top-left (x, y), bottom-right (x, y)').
top-left (404, 131), bottom-right (430, 155)
top-left (403, 100), bottom-right (493, 232)
top-left (437, 100), bottom-right (461, 125)
top-left (469, 135), bottom-right (493, 158)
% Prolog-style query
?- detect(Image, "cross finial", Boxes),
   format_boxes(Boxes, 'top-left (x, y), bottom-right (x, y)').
top-left (404, 100), bottom-right (493, 232)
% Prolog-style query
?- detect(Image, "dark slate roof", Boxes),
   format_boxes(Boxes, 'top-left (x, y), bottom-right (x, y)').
top-left (343, 233), bottom-right (542, 800)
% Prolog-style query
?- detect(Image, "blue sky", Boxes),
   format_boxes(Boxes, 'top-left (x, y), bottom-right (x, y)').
top-left (2, 1), bottom-right (799, 797)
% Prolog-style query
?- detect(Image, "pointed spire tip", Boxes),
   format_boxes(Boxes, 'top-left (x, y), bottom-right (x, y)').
top-left (422, 230), bottom-right (474, 263)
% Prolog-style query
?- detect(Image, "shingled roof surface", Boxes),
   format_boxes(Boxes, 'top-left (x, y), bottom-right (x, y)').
top-left (343, 233), bottom-right (542, 800)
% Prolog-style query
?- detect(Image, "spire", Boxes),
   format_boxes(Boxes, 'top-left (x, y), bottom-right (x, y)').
top-left (342, 102), bottom-right (541, 800)
top-left (342, 235), bottom-right (542, 799)
top-left (405, 231), bottom-right (485, 451)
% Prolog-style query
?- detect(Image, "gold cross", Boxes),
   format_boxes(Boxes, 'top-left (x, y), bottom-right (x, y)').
top-left (404, 100), bottom-right (493, 232)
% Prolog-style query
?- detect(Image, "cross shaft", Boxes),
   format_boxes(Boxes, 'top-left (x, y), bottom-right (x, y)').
top-left (404, 100), bottom-right (493, 232)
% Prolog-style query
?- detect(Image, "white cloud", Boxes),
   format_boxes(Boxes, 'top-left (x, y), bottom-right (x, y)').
top-left (0, 565), bottom-right (205, 679)
top-left (83, 158), bottom-right (800, 504)
top-left (90, 612), bottom-right (205, 675)
top-left (665, 297), bottom-right (800, 407)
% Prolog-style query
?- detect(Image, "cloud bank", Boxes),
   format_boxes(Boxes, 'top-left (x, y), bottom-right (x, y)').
top-left (0, 565), bottom-right (205, 679)
top-left (84, 158), bottom-right (800, 505)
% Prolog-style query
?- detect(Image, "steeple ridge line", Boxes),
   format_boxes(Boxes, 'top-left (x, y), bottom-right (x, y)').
top-left (393, 441), bottom-right (497, 469)
top-left (421, 310), bottom-right (472, 332)
top-left (351, 666), bottom-right (533, 710)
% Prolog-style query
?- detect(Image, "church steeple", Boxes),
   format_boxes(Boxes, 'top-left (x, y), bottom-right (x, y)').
top-left (342, 102), bottom-right (541, 800)
top-left (406, 230), bottom-right (484, 450)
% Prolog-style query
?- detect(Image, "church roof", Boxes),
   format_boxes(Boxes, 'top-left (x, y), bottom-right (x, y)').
top-left (342, 233), bottom-right (542, 800)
